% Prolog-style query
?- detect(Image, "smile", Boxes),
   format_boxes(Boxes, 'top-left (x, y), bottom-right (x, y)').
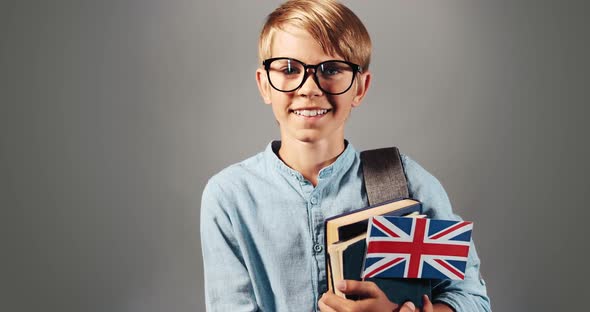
top-left (291, 109), bottom-right (331, 117)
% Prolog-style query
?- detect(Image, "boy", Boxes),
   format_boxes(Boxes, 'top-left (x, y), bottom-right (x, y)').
top-left (201, 1), bottom-right (491, 311)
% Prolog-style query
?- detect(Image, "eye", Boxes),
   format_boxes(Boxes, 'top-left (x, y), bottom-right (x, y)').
top-left (321, 66), bottom-right (340, 76)
top-left (281, 66), bottom-right (300, 75)
top-left (320, 62), bottom-right (347, 77)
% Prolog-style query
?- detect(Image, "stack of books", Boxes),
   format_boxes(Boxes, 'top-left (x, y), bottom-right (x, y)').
top-left (325, 198), bottom-right (473, 307)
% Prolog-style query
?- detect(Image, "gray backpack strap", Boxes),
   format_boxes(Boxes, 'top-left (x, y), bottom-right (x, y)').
top-left (360, 147), bottom-right (409, 206)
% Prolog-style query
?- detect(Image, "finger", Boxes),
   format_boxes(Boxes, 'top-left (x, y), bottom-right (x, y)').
top-left (336, 280), bottom-right (382, 298)
top-left (320, 291), bottom-right (355, 311)
top-left (421, 294), bottom-right (434, 312)
top-left (318, 295), bottom-right (339, 312)
top-left (398, 301), bottom-right (416, 312)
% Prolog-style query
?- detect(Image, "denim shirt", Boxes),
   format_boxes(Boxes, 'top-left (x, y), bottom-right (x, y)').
top-left (201, 141), bottom-right (491, 312)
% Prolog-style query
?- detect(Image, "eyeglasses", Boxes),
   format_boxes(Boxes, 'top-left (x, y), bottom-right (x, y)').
top-left (262, 57), bottom-right (362, 95)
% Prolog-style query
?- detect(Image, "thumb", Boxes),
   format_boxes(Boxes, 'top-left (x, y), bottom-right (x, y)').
top-left (336, 280), bottom-right (382, 298)
top-left (422, 294), bottom-right (433, 310)
top-left (398, 301), bottom-right (416, 312)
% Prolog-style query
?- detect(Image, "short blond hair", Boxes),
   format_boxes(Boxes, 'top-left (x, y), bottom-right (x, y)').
top-left (258, 0), bottom-right (372, 71)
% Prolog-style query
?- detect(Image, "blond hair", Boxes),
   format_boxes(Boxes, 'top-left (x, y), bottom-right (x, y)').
top-left (258, 0), bottom-right (372, 71)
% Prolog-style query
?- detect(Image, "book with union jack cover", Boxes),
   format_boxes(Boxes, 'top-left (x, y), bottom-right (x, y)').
top-left (324, 198), bottom-right (431, 307)
top-left (324, 198), bottom-right (422, 295)
top-left (362, 216), bottom-right (473, 280)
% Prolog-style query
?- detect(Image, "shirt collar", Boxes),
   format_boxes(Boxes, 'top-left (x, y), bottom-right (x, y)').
top-left (265, 140), bottom-right (356, 182)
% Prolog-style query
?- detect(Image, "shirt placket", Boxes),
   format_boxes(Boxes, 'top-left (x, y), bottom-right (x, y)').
top-left (298, 177), bottom-right (327, 309)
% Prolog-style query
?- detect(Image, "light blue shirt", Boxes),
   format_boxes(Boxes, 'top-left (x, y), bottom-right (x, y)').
top-left (201, 141), bottom-right (491, 312)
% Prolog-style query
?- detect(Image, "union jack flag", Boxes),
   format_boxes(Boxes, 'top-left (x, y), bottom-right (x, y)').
top-left (362, 216), bottom-right (472, 280)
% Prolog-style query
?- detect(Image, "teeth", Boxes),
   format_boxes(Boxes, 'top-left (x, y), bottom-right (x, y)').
top-left (293, 109), bottom-right (329, 116)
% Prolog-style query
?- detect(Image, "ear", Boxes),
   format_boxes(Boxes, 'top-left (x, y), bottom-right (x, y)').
top-left (256, 68), bottom-right (272, 105)
top-left (351, 71), bottom-right (371, 108)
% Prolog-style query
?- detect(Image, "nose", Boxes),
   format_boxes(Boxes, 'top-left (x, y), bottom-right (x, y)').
top-left (297, 69), bottom-right (323, 97)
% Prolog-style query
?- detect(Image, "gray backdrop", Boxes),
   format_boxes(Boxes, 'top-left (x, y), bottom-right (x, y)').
top-left (2, 0), bottom-right (589, 311)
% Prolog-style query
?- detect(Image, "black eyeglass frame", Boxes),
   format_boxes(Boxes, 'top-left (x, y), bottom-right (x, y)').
top-left (262, 57), bottom-right (363, 95)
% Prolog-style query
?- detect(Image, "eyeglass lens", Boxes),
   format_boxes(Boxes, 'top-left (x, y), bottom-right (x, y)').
top-left (267, 59), bottom-right (355, 94)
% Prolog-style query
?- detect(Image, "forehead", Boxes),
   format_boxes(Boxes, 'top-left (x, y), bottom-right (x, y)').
top-left (271, 26), bottom-right (341, 64)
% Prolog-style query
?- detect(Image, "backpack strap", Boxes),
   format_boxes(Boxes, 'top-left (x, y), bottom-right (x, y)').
top-left (360, 147), bottom-right (409, 206)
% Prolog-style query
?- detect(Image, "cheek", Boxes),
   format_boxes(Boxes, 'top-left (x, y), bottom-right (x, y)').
top-left (328, 95), bottom-right (355, 112)
top-left (270, 92), bottom-right (293, 112)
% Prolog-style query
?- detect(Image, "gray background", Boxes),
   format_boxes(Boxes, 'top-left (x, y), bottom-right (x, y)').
top-left (1, 0), bottom-right (589, 311)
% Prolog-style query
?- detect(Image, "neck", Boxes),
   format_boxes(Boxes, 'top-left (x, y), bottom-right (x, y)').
top-left (278, 137), bottom-right (346, 186)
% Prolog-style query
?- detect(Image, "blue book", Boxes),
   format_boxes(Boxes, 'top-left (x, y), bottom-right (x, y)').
top-left (341, 235), bottom-right (430, 308)
top-left (325, 198), bottom-right (430, 307)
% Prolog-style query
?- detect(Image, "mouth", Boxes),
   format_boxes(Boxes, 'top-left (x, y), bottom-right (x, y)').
top-left (290, 108), bottom-right (332, 117)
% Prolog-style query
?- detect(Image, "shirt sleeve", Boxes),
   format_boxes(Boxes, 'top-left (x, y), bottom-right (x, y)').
top-left (401, 154), bottom-right (492, 312)
top-left (200, 178), bottom-right (259, 312)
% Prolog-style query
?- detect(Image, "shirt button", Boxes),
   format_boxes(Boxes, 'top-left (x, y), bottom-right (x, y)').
top-left (310, 196), bottom-right (318, 205)
top-left (313, 244), bottom-right (323, 253)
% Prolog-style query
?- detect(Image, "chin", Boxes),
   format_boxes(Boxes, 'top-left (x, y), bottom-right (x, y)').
top-left (283, 126), bottom-right (338, 144)
top-left (297, 137), bottom-right (318, 144)
top-left (286, 130), bottom-right (320, 143)
top-left (292, 133), bottom-right (318, 143)
top-left (293, 129), bottom-right (337, 144)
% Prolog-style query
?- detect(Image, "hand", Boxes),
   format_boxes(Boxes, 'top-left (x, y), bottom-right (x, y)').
top-left (318, 280), bottom-right (435, 312)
